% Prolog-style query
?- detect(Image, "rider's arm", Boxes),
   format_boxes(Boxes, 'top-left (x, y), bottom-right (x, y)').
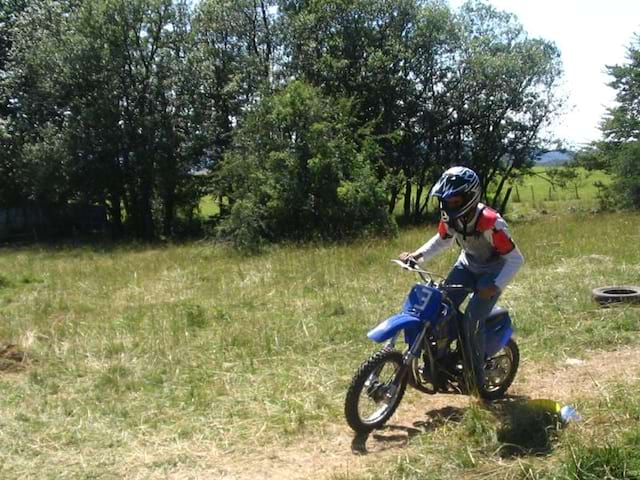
top-left (494, 246), bottom-right (524, 291)
top-left (413, 221), bottom-right (455, 263)
top-left (489, 217), bottom-right (524, 290)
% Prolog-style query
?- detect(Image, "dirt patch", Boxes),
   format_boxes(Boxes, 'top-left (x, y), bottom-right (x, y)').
top-left (151, 346), bottom-right (640, 480)
top-left (511, 346), bottom-right (640, 402)
top-left (0, 343), bottom-right (27, 372)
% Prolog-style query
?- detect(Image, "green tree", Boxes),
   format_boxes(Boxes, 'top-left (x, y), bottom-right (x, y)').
top-left (590, 34), bottom-right (640, 209)
top-left (191, 0), bottom-right (277, 213)
top-left (1, 0), bottom-right (567, 244)
top-left (403, 2), bottom-right (461, 220)
top-left (3, 0), bottom-right (209, 238)
top-left (0, 0), bottom-right (27, 79)
top-left (277, 0), bottom-right (563, 220)
top-left (217, 81), bottom-right (395, 249)
top-left (453, 1), bottom-right (563, 207)
top-left (0, 0), bottom-right (76, 211)
top-left (278, 0), bottom-right (424, 217)
top-left (603, 34), bottom-right (640, 144)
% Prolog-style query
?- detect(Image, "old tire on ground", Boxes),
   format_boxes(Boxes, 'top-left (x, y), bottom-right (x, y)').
top-left (592, 286), bottom-right (640, 306)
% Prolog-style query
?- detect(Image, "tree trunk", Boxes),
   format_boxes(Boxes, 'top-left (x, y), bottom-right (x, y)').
top-left (491, 164), bottom-right (514, 210)
top-left (403, 181), bottom-right (412, 219)
top-left (498, 187), bottom-right (512, 214)
top-left (163, 190), bottom-right (175, 238)
top-left (140, 181), bottom-right (154, 240)
top-left (413, 183), bottom-right (424, 223)
top-left (388, 188), bottom-right (399, 214)
top-left (108, 192), bottom-right (123, 239)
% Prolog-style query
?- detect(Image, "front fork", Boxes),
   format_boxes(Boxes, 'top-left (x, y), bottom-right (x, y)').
top-left (384, 326), bottom-right (433, 389)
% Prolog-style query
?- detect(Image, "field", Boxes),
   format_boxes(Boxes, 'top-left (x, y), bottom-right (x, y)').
top-left (2, 203), bottom-right (640, 478)
top-left (198, 167), bottom-right (612, 220)
top-left (502, 167), bottom-right (611, 217)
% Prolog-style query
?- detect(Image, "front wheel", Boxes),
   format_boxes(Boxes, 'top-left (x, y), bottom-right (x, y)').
top-left (481, 338), bottom-right (519, 400)
top-left (344, 349), bottom-right (408, 433)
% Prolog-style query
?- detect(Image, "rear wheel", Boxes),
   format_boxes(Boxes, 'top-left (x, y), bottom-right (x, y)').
top-left (481, 338), bottom-right (519, 400)
top-left (344, 349), bottom-right (408, 433)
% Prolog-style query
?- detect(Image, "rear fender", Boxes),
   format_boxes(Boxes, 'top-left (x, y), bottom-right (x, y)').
top-left (367, 313), bottom-right (422, 346)
top-left (485, 310), bottom-right (513, 357)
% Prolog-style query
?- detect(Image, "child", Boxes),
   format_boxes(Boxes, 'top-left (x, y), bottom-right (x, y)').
top-left (400, 166), bottom-right (524, 396)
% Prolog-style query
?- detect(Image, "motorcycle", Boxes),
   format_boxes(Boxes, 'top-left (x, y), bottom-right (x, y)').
top-left (344, 259), bottom-right (519, 434)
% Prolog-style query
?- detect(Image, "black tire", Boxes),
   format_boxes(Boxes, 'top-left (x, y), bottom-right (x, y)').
top-left (592, 286), bottom-right (640, 306)
top-left (344, 349), bottom-right (408, 434)
top-left (481, 338), bottom-right (519, 401)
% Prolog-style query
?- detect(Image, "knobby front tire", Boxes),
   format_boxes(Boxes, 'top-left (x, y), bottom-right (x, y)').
top-left (344, 349), bottom-right (408, 434)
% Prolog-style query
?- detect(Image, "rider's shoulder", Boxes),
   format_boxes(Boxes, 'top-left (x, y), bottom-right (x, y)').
top-left (475, 204), bottom-right (501, 232)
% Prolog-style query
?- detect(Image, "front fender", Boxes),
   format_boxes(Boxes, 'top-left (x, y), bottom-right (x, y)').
top-left (367, 313), bottom-right (423, 346)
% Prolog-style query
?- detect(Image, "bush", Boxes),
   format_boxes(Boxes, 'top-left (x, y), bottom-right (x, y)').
top-left (215, 81), bottom-right (396, 250)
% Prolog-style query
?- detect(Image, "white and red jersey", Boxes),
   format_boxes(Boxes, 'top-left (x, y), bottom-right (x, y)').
top-left (415, 203), bottom-right (524, 291)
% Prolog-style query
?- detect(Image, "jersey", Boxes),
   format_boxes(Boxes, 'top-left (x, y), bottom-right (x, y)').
top-left (415, 203), bottom-right (523, 290)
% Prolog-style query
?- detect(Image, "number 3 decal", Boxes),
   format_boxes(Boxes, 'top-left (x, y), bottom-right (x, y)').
top-left (414, 289), bottom-right (433, 313)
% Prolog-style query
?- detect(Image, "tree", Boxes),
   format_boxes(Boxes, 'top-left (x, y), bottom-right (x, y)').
top-left (403, 2), bottom-right (462, 220)
top-left (1, 0), bottom-right (567, 243)
top-left (0, 0), bottom-right (27, 79)
top-left (216, 81), bottom-right (395, 249)
top-left (591, 34), bottom-right (640, 209)
top-left (278, 0), bottom-right (424, 217)
top-left (453, 1), bottom-right (563, 208)
top-left (191, 0), bottom-right (277, 213)
top-left (603, 34), bottom-right (640, 144)
top-left (277, 0), bottom-right (563, 221)
top-left (0, 0), bottom-right (77, 211)
top-left (3, 0), bottom-right (210, 238)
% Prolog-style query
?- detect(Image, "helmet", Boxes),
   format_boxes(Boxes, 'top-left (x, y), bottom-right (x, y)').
top-left (430, 166), bottom-right (481, 220)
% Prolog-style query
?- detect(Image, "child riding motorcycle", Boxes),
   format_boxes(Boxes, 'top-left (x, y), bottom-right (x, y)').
top-left (399, 166), bottom-right (524, 397)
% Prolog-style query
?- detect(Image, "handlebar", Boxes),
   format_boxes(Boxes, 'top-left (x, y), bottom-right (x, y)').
top-left (391, 258), bottom-right (437, 285)
top-left (391, 258), bottom-right (427, 273)
top-left (391, 259), bottom-right (473, 293)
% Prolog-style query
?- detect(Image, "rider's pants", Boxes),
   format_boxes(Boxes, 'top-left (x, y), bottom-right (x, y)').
top-left (444, 262), bottom-right (501, 393)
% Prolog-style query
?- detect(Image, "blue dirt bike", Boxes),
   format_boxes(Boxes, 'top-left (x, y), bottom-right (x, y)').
top-left (344, 260), bottom-right (519, 434)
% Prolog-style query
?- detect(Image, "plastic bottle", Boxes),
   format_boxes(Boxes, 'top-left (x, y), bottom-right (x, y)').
top-left (559, 404), bottom-right (581, 423)
top-left (526, 399), bottom-right (580, 424)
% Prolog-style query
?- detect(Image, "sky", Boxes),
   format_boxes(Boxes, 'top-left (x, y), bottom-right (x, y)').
top-left (449, 0), bottom-right (640, 148)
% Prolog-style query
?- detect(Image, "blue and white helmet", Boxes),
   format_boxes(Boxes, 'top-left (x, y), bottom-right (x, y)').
top-left (430, 166), bottom-right (482, 220)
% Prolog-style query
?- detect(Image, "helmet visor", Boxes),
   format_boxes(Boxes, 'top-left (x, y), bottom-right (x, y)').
top-left (437, 191), bottom-right (479, 220)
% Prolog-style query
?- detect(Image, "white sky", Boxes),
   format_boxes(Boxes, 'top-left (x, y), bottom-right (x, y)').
top-left (449, 0), bottom-right (640, 148)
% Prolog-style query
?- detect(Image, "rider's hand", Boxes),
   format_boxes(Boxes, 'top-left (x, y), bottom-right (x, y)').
top-left (477, 284), bottom-right (499, 299)
top-left (398, 252), bottom-right (417, 264)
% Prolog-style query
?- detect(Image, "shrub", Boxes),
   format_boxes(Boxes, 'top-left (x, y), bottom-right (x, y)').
top-left (215, 81), bottom-right (396, 249)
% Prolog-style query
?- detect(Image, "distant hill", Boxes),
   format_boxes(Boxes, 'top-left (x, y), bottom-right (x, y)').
top-left (534, 150), bottom-right (576, 166)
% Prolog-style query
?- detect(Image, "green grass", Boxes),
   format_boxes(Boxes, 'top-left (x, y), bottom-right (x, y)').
top-left (503, 167), bottom-right (611, 217)
top-left (0, 209), bottom-right (639, 478)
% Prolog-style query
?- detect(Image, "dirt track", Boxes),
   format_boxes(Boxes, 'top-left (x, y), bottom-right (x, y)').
top-left (149, 346), bottom-right (640, 480)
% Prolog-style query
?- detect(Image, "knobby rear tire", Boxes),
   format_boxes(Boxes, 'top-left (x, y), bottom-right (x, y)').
top-left (344, 349), bottom-right (407, 434)
top-left (481, 338), bottom-right (519, 400)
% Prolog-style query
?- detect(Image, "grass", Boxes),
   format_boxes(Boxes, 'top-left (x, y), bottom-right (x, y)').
top-left (502, 167), bottom-right (611, 217)
top-left (0, 208), bottom-right (639, 478)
